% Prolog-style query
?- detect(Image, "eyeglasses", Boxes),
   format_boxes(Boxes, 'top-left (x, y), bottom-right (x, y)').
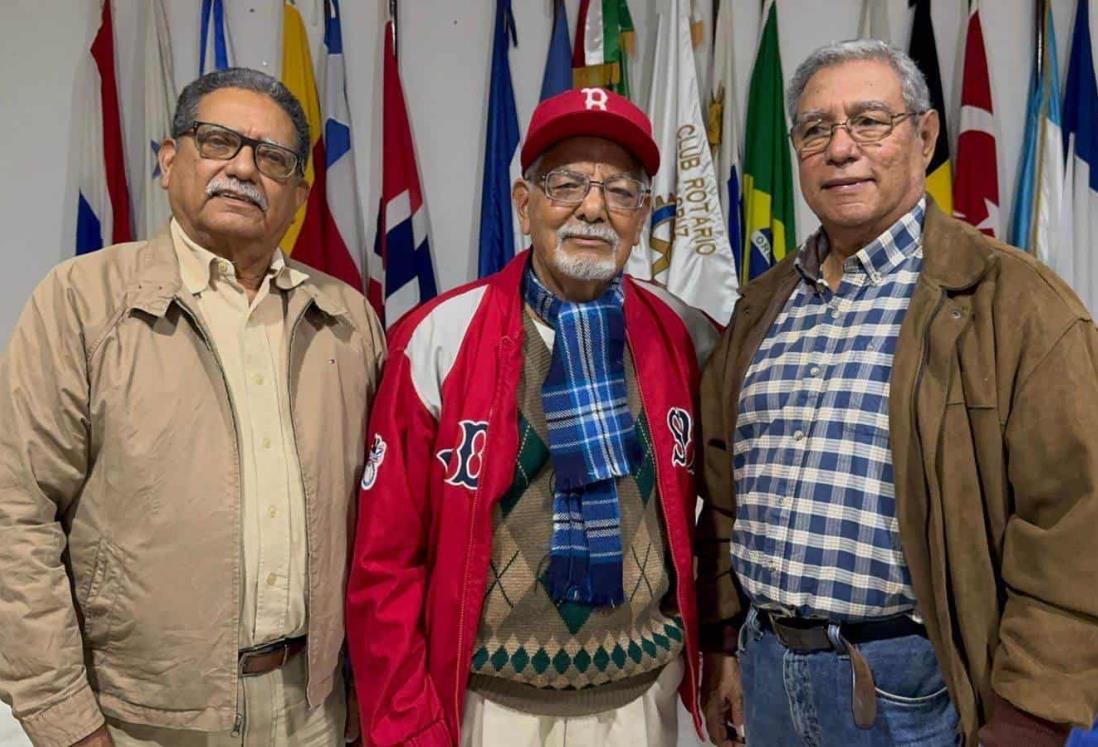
top-left (537, 169), bottom-right (650, 212)
top-left (789, 110), bottom-right (924, 156)
top-left (177, 121), bottom-right (303, 180)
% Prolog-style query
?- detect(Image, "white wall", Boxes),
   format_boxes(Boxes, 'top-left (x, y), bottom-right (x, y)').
top-left (0, 0), bottom-right (1095, 742)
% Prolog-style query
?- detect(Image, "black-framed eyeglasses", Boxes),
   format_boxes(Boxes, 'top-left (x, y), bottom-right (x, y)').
top-left (537, 168), bottom-right (650, 212)
top-left (177, 121), bottom-right (303, 180)
top-left (789, 110), bottom-right (925, 156)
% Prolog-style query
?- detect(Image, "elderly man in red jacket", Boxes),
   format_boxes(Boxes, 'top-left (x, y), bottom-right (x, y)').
top-left (346, 88), bottom-right (719, 746)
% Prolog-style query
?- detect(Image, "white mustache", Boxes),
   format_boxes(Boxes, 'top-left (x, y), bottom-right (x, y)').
top-left (557, 222), bottom-right (620, 245)
top-left (205, 177), bottom-right (268, 212)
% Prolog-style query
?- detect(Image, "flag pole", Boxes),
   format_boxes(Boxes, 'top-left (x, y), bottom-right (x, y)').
top-left (1035, 0), bottom-right (1045, 78)
top-left (389, 0), bottom-right (399, 60)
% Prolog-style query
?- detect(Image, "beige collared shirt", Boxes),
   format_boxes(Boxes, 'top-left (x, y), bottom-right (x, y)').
top-left (170, 219), bottom-right (309, 647)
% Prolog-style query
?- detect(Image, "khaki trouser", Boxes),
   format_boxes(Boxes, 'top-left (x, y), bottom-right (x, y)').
top-left (106, 653), bottom-right (344, 746)
top-left (461, 656), bottom-right (683, 747)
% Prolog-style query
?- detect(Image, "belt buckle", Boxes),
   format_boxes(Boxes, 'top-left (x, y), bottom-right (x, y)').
top-left (769, 614), bottom-right (800, 649)
top-left (238, 639), bottom-right (289, 678)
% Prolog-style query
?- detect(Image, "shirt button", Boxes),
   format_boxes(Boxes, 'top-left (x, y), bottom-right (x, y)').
top-left (793, 430), bottom-right (805, 442)
top-left (266, 573), bottom-right (278, 587)
top-left (253, 374), bottom-right (264, 385)
top-left (809, 365), bottom-right (821, 377)
top-left (828, 308), bottom-right (839, 318)
top-left (261, 437), bottom-right (272, 449)
top-left (267, 506), bottom-right (278, 519)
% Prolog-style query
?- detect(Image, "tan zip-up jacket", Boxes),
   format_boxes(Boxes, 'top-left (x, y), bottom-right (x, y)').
top-left (0, 231), bottom-right (385, 746)
top-left (697, 203), bottom-right (1098, 743)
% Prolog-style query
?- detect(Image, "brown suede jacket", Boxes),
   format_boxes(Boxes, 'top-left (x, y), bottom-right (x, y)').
top-left (696, 202), bottom-right (1098, 745)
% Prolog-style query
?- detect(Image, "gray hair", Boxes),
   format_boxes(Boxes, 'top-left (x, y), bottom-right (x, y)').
top-left (171, 67), bottom-right (310, 173)
top-left (786, 39), bottom-right (931, 123)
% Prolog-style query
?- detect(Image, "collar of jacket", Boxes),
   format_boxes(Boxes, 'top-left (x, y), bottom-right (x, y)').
top-left (123, 227), bottom-right (350, 320)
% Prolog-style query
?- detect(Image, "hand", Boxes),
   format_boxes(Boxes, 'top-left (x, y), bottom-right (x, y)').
top-left (702, 652), bottom-right (745, 746)
top-left (72, 725), bottom-right (114, 747)
top-left (344, 679), bottom-right (361, 745)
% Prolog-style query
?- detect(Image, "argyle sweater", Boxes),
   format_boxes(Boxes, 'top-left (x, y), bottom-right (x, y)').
top-left (467, 310), bottom-right (684, 717)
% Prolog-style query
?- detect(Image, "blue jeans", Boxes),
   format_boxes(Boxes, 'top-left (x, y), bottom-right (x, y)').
top-left (738, 608), bottom-right (960, 746)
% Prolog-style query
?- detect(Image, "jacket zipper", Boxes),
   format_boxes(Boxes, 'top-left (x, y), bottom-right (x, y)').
top-left (284, 300), bottom-right (314, 678)
top-left (624, 334), bottom-right (701, 725)
top-left (175, 301), bottom-right (249, 734)
top-left (454, 338), bottom-right (511, 725)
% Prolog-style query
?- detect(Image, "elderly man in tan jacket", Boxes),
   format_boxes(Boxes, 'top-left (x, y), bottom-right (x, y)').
top-left (0, 68), bottom-right (384, 746)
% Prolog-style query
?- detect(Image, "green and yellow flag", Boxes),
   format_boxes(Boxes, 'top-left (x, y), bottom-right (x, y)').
top-left (742, 0), bottom-right (796, 281)
top-left (572, 0), bottom-right (636, 99)
top-left (908, 0), bottom-right (952, 214)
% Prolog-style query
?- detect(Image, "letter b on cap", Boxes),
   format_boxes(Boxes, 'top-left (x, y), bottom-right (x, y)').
top-left (582, 87), bottom-right (609, 111)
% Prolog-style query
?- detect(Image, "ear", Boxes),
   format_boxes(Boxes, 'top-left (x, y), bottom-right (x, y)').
top-left (512, 179), bottom-right (532, 236)
top-left (158, 138), bottom-right (177, 189)
top-left (918, 110), bottom-right (941, 169)
top-left (629, 199), bottom-right (651, 246)
top-left (293, 177), bottom-right (310, 211)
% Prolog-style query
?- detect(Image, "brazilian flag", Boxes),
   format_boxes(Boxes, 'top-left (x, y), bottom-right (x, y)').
top-left (742, 0), bottom-right (796, 281)
top-left (908, 0), bottom-right (952, 214)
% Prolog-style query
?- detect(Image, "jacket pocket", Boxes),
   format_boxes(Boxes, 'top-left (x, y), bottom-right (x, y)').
top-left (79, 537), bottom-right (122, 646)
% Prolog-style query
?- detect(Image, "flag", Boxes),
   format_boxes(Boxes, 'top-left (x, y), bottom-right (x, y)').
top-left (374, 20), bottom-right (439, 326)
top-left (1010, 1), bottom-right (1064, 269)
top-left (321, 0), bottom-right (369, 291)
top-left (952, 0), bottom-right (1000, 237)
top-left (199, 0), bottom-right (233, 75)
top-left (646, 0), bottom-right (738, 323)
top-left (141, 0), bottom-right (176, 239)
top-left (75, 0), bottom-right (132, 254)
top-left (908, 0), bottom-right (952, 215)
top-left (540, 0), bottom-right (573, 101)
top-left (742, 0), bottom-right (795, 281)
top-left (1062, 0), bottom-right (1098, 311)
top-left (477, 0), bottom-right (522, 278)
top-left (708, 0), bottom-right (744, 282)
top-left (858, 0), bottom-right (891, 42)
top-left (572, 0), bottom-right (636, 100)
top-left (279, 0), bottom-right (362, 289)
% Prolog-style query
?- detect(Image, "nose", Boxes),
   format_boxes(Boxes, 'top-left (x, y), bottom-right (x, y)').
top-left (574, 180), bottom-right (610, 223)
top-left (224, 143), bottom-right (260, 180)
top-left (824, 125), bottom-right (859, 165)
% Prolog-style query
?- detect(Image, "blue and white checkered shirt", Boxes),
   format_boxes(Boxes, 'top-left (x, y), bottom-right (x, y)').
top-left (731, 199), bottom-right (926, 621)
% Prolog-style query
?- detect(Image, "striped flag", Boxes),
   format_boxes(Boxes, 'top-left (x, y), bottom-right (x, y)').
top-left (572, 0), bottom-right (636, 100)
top-left (280, 0), bottom-right (361, 289)
top-left (540, 0), bottom-right (573, 101)
top-left (952, 0), bottom-right (1000, 237)
top-left (477, 0), bottom-right (522, 278)
top-left (1010, 1), bottom-right (1064, 268)
top-left (646, 0), bottom-right (738, 323)
top-left (373, 20), bottom-right (438, 325)
top-left (321, 0), bottom-right (368, 291)
top-left (858, 0), bottom-right (891, 42)
top-left (1063, 0), bottom-right (1098, 311)
top-left (141, 0), bottom-right (176, 239)
top-left (742, 0), bottom-right (795, 281)
top-left (908, 0), bottom-right (952, 215)
top-left (75, 0), bottom-right (132, 254)
top-left (199, 0), bottom-right (233, 75)
top-left (708, 0), bottom-right (744, 283)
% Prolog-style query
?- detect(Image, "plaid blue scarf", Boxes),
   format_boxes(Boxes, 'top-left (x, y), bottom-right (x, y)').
top-left (523, 264), bottom-right (639, 607)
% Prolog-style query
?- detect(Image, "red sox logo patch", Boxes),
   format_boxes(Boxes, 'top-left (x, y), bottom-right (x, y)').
top-left (667, 407), bottom-right (694, 472)
top-left (436, 420), bottom-right (489, 490)
top-left (360, 434), bottom-right (387, 490)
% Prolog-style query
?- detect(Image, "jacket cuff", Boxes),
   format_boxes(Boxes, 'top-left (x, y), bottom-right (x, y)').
top-left (19, 681), bottom-right (103, 747)
top-left (977, 693), bottom-right (1071, 747)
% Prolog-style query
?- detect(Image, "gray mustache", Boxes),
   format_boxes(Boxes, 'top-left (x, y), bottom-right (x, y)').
top-left (557, 223), bottom-right (620, 244)
top-left (205, 177), bottom-right (268, 212)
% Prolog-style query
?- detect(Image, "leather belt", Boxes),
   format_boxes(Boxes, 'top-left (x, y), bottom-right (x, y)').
top-left (755, 610), bottom-right (926, 730)
top-left (239, 636), bottom-right (307, 677)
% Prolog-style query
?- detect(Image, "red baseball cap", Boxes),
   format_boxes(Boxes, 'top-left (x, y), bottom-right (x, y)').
top-left (520, 87), bottom-right (660, 177)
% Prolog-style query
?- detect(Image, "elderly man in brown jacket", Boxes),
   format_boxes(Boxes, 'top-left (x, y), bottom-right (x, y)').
top-left (697, 40), bottom-right (1098, 747)
top-left (0, 69), bottom-right (384, 746)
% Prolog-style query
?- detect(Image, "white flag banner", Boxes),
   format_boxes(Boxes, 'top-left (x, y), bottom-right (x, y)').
top-left (710, 0), bottom-right (745, 284)
top-left (644, 0), bottom-right (738, 323)
top-left (141, 0), bottom-right (175, 239)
